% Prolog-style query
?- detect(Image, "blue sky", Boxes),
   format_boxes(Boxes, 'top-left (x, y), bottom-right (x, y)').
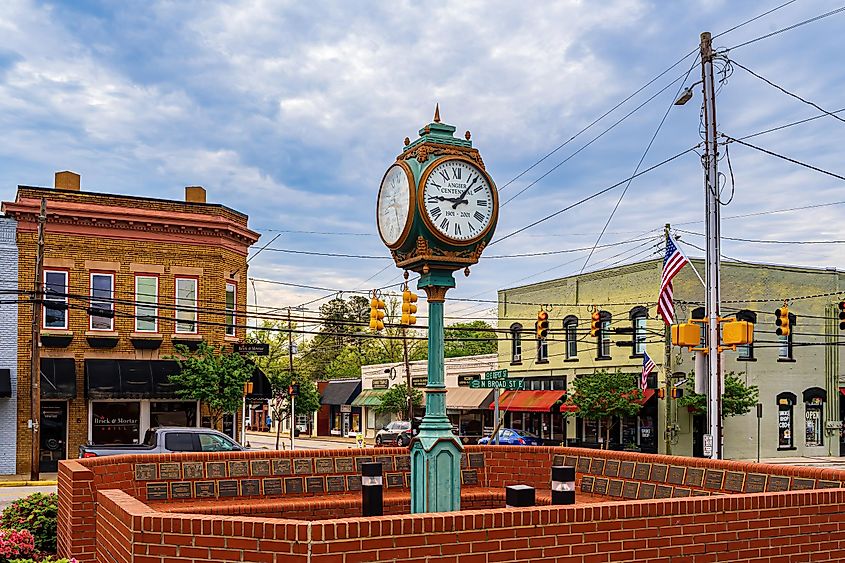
top-left (1, 1), bottom-right (843, 321)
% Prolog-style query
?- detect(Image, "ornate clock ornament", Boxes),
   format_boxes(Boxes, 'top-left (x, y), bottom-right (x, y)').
top-left (376, 161), bottom-right (414, 248)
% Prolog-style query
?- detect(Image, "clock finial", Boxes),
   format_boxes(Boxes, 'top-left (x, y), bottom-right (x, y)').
top-left (433, 103), bottom-right (441, 123)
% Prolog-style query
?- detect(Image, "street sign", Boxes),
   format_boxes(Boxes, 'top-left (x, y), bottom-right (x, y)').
top-left (234, 343), bottom-right (269, 356)
top-left (703, 434), bottom-right (713, 457)
top-left (470, 378), bottom-right (524, 390)
top-left (484, 369), bottom-right (508, 379)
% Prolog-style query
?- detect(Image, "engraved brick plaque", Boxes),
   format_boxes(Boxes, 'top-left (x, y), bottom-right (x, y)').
top-left (650, 464), bottom-right (668, 483)
top-left (552, 454), bottom-right (565, 467)
top-left (692, 490), bottom-right (710, 496)
top-left (218, 480), bottom-right (239, 497)
top-left (228, 460), bottom-right (249, 478)
top-left (375, 456), bottom-right (394, 472)
top-left (634, 463), bottom-right (651, 481)
top-left (250, 459), bottom-right (271, 476)
top-left (386, 473), bottom-right (404, 488)
top-left (580, 475), bottom-right (594, 493)
top-left (816, 480), bottom-right (842, 489)
top-left (618, 461), bottom-right (635, 479)
top-left (263, 478), bottom-right (283, 496)
top-left (577, 457), bottom-right (592, 473)
top-left (334, 458), bottom-right (354, 473)
top-left (194, 481), bottom-right (215, 498)
top-left (724, 472), bottom-right (745, 492)
top-left (704, 469), bottom-right (725, 490)
top-left (461, 470), bottom-right (479, 486)
top-left (306, 476), bottom-right (325, 493)
top-left (564, 455), bottom-right (578, 468)
top-left (638, 483), bottom-right (656, 499)
top-left (159, 462), bottom-right (181, 480)
top-left (593, 477), bottom-right (608, 496)
top-left (146, 483), bottom-right (168, 501)
top-left (672, 487), bottom-right (691, 497)
top-left (655, 485), bottom-right (673, 499)
top-left (294, 458), bottom-right (313, 475)
top-left (135, 463), bottom-right (157, 481)
top-left (242, 479), bottom-right (261, 496)
top-left (766, 476), bottom-right (789, 492)
top-left (273, 459), bottom-right (292, 476)
top-left (468, 453), bottom-right (485, 468)
top-left (395, 456), bottom-right (411, 472)
top-left (314, 458), bottom-right (334, 474)
top-left (791, 478), bottom-right (814, 490)
top-left (326, 476), bottom-right (345, 492)
top-left (170, 482), bottom-right (192, 499)
top-left (622, 481), bottom-right (639, 499)
top-left (608, 480), bottom-right (624, 497)
top-left (590, 458), bottom-right (606, 475)
top-left (206, 462), bottom-right (227, 479)
top-left (182, 462), bottom-right (204, 480)
top-left (604, 460), bottom-right (620, 477)
top-left (744, 473), bottom-right (766, 493)
top-left (684, 468), bottom-right (704, 488)
top-left (667, 466), bottom-right (686, 485)
top-left (284, 477), bottom-right (304, 494)
top-left (346, 475), bottom-right (362, 491)
top-left (354, 456), bottom-right (373, 472)
top-left (459, 454), bottom-right (468, 469)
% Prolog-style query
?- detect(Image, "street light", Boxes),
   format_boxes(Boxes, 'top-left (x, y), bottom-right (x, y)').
top-left (673, 80), bottom-right (702, 106)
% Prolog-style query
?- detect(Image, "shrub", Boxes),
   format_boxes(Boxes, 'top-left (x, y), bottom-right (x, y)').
top-left (0, 528), bottom-right (36, 562)
top-left (0, 493), bottom-right (58, 554)
top-left (10, 558), bottom-right (78, 563)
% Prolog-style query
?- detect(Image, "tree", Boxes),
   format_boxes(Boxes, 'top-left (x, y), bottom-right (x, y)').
top-left (444, 321), bottom-right (497, 358)
top-left (677, 372), bottom-right (759, 418)
top-left (567, 370), bottom-right (643, 449)
top-left (266, 367), bottom-right (321, 449)
top-left (168, 342), bottom-right (253, 430)
top-left (375, 384), bottom-right (423, 421)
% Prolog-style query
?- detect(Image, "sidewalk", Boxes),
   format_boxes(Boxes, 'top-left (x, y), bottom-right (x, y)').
top-left (737, 455), bottom-right (845, 467)
top-left (246, 431), bottom-right (358, 444)
top-left (0, 473), bottom-right (58, 487)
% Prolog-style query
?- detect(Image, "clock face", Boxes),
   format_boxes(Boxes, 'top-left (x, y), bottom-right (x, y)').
top-left (421, 159), bottom-right (494, 242)
top-left (377, 163), bottom-right (412, 247)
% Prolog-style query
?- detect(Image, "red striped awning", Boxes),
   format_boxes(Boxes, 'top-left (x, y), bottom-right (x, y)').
top-left (489, 390), bottom-right (566, 413)
top-left (559, 389), bottom-right (655, 412)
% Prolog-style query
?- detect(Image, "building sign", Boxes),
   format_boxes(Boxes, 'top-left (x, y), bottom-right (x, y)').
top-left (411, 376), bottom-right (427, 388)
top-left (372, 378), bottom-right (389, 390)
top-left (91, 402), bottom-right (141, 444)
top-left (340, 404), bottom-right (352, 413)
top-left (778, 407), bottom-right (793, 448)
top-left (458, 374), bottom-right (480, 387)
top-left (234, 343), bottom-right (270, 356)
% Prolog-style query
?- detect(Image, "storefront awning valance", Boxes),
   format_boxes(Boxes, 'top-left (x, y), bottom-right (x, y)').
top-left (635, 388), bottom-right (656, 405)
top-left (0, 369), bottom-right (11, 398)
top-left (446, 387), bottom-right (493, 410)
top-left (560, 389), bottom-right (655, 412)
top-left (85, 359), bottom-right (182, 400)
top-left (351, 388), bottom-right (387, 407)
top-left (41, 358), bottom-right (76, 400)
top-left (490, 390), bottom-right (565, 413)
top-left (321, 380), bottom-right (361, 405)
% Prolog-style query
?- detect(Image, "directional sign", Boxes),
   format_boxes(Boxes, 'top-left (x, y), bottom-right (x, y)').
top-left (484, 369), bottom-right (508, 380)
top-left (470, 378), bottom-right (524, 390)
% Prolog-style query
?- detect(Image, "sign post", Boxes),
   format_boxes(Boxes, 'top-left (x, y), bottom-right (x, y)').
top-left (472, 370), bottom-right (523, 445)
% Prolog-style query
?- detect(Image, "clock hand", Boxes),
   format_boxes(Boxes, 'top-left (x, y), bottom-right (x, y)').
top-left (451, 176), bottom-right (479, 208)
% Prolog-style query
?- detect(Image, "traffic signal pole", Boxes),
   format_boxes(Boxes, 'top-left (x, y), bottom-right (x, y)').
top-left (663, 223), bottom-right (673, 456)
top-left (289, 308), bottom-right (295, 451)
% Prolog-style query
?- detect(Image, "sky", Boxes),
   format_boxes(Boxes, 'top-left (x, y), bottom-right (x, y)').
top-left (1, 0), bottom-right (843, 324)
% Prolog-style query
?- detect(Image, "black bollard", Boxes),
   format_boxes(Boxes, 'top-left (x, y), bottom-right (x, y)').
top-left (505, 484), bottom-right (535, 508)
top-left (361, 462), bottom-right (383, 516)
top-left (551, 465), bottom-right (575, 505)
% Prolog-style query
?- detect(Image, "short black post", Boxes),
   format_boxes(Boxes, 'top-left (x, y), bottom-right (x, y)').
top-left (551, 465), bottom-right (575, 505)
top-left (505, 484), bottom-right (535, 508)
top-left (361, 462), bottom-right (383, 516)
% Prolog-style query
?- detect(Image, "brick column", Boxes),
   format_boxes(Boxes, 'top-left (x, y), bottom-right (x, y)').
top-left (57, 461), bottom-right (97, 562)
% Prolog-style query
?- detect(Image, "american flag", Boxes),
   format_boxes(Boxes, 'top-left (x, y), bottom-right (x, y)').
top-left (641, 351), bottom-right (655, 390)
top-left (657, 237), bottom-right (690, 324)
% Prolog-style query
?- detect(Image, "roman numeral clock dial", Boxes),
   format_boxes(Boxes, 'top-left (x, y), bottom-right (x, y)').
top-left (376, 163), bottom-right (414, 248)
top-left (421, 159), bottom-right (495, 243)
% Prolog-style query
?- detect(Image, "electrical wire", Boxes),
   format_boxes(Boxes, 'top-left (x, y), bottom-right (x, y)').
top-left (727, 4), bottom-right (845, 51)
top-left (676, 229), bottom-right (845, 245)
top-left (723, 136), bottom-right (845, 183)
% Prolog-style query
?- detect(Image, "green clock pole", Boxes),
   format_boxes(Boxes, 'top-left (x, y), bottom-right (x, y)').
top-left (410, 269), bottom-right (462, 513)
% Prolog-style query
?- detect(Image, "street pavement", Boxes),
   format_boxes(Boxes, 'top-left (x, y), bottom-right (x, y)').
top-left (245, 432), bottom-right (372, 451)
top-left (0, 485), bottom-right (56, 511)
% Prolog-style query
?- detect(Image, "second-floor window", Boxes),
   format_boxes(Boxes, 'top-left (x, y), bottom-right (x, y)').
top-left (510, 323), bottom-right (522, 363)
top-left (736, 310), bottom-right (756, 361)
top-left (89, 273), bottom-right (114, 331)
top-left (597, 311), bottom-right (611, 359)
top-left (175, 277), bottom-right (198, 333)
top-left (563, 315), bottom-right (578, 360)
top-left (135, 275), bottom-right (158, 332)
top-left (630, 306), bottom-right (648, 357)
top-left (778, 313), bottom-right (796, 361)
top-left (44, 270), bottom-right (68, 329)
top-left (537, 338), bottom-right (548, 363)
top-left (225, 282), bottom-right (236, 337)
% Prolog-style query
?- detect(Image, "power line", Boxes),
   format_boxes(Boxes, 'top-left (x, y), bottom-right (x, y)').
top-left (727, 4), bottom-right (845, 50)
top-left (735, 107), bottom-right (845, 141)
top-left (676, 229), bottom-right (845, 245)
top-left (724, 136), bottom-right (845, 182)
top-left (711, 0), bottom-right (801, 39)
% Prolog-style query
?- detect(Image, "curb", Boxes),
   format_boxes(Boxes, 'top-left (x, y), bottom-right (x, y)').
top-left (0, 480), bottom-right (58, 488)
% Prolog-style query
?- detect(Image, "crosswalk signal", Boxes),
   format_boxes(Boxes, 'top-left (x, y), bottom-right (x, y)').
top-left (657, 388), bottom-right (666, 400)
top-left (369, 294), bottom-right (385, 331)
top-left (838, 301), bottom-right (845, 330)
top-left (775, 306), bottom-right (790, 337)
top-left (536, 310), bottom-right (549, 339)
top-left (590, 310), bottom-right (601, 338)
top-left (288, 381), bottom-right (299, 396)
top-left (401, 290), bottom-right (418, 326)
top-left (671, 387), bottom-right (683, 399)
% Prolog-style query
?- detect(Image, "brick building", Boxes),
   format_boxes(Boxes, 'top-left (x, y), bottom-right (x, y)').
top-left (0, 216), bottom-right (18, 474)
top-left (1, 171), bottom-right (261, 474)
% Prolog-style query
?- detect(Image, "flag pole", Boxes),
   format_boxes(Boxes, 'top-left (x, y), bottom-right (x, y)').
top-left (673, 236), bottom-right (706, 288)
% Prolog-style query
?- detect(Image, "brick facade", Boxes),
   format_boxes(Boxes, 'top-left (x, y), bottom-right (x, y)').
top-left (0, 216), bottom-right (18, 474)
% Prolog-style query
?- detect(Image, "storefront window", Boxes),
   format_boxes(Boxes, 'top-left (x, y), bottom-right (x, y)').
top-left (150, 401), bottom-right (197, 428)
top-left (777, 392), bottom-right (796, 450)
top-left (806, 405), bottom-right (823, 447)
top-left (91, 402), bottom-right (141, 444)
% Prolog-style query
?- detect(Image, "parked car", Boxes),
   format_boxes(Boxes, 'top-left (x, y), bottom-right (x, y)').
top-left (477, 428), bottom-right (541, 446)
top-left (78, 427), bottom-right (244, 458)
top-left (375, 420), bottom-right (412, 446)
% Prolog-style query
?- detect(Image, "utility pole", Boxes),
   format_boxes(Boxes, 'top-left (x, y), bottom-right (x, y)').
top-left (402, 327), bottom-right (412, 421)
top-left (288, 308), bottom-right (295, 451)
top-left (30, 198), bottom-right (46, 481)
top-left (663, 223), bottom-right (673, 456)
top-left (700, 31), bottom-right (723, 460)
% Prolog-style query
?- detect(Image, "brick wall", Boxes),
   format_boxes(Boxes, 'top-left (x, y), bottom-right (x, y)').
top-left (0, 216), bottom-right (18, 475)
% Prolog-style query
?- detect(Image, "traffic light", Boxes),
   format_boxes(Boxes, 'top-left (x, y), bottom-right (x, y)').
top-left (838, 301), bottom-right (845, 330)
top-left (369, 296), bottom-right (385, 331)
top-left (722, 320), bottom-right (753, 346)
top-left (288, 382), bottom-right (300, 396)
top-left (401, 290), bottom-right (418, 326)
top-left (775, 307), bottom-right (790, 337)
top-left (590, 310), bottom-right (601, 338)
top-left (536, 310), bottom-right (549, 339)
top-left (671, 323), bottom-right (701, 348)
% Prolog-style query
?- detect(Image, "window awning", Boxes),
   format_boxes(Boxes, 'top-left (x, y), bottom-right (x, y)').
top-left (490, 390), bottom-right (565, 413)
top-left (559, 388), bottom-right (656, 412)
top-left (839, 388), bottom-right (845, 397)
top-left (85, 359), bottom-right (182, 399)
top-left (446, 387), bottom-right (494, 410)
top-left (320, 380), bottom-right (361, 405)
top-left (351, 388), bottom-right (387, 407)
top-left (245, 363), bottom-right (272, 402)
top-left (41, 358), bottom-right (76, 400)
top-left (0, 369), bottom-right (11, 398)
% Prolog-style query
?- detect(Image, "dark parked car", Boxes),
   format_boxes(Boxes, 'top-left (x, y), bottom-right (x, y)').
top-left (375, 420), bottom-right (412, 446)
top-left (477, 428), bottom-right (541, 446)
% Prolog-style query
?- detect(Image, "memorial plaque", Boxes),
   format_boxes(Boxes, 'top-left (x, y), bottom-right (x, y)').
top-left (655, 485), bottom-right (673, 499)
top-left (704, 469), bottom-right (725, 490)
top-left (593, 478), bottom-right (608, 496)
top-left (791, 477), bottom-right (814, 490)
top-left (604, 460), bottom-right (620, 478)
top-left (207, 462), bottom-right (227, 479)
top-left (638, 483), bottom-right (655, 500)
top-left (135, 463), bottom-right (157, 481)
top-left (354, 456), bottom-right (373, 472)
top-left (564, 455), bottom-right (578, 469)
top-left (650, 464), bottom-right (668, 483)
top-left (608, 480), bottom-right (624, 497)
top-left (622, 481), bottom-right (639, 499)
top-left (580, 475), bottom-right (594, 493)
top-left (294, 458), bottom-right (313, 475)
top-left (672, 487), bottom-right (691, 498)
top-left (552, 454), bottom-right (565, 467)
top-left (284, 477), bottom-right (304, 494)
top-left (273, 459), bottom-right (292, 476)
top-left (242, 479), bottom-right (261, 496)
top-left (346, 475), bottom-right (362, 491)
top-left (146, 483), bottom-right (168, 501)
top-left (724, 472), bottom-right (745, 492)
top-left (306, 476), bottom-right (325, 494)
top-left (182, 462), bottom-right (204, 480)
top-left (326, 476), bottom-right (346, 493)
top-left (619, 461), bottom-right (635, 479)
top-left (692, 490), bottom-right (710, 496)
top-left (218, 480), bottom-right (239, 497)
top-left (577, 457), bottom-right (591, 473)
top-left (194, 481), bottom-right (215, 498)
top-left (334, 458), bottom-right (354, 473)
top-left (766, 476), bottom-right (789, 492)
top-left (250, 459), bottom-right (271, 476)
top-left (228, 460), bottom-right (249, 478)
top-left (461, 470), bottom-right (479, 486)
top-left (684, 468), bottom-right (704, 488)
top-left (263, 478), bottom-right (283, 496)
top-left (395, 455), bottom-right (411, 472)
top-left (468, 453), bottom-right (485, 468)
top-left (590, 458), bottom-right (606, 475)
top-left (667, 466), bottom-right (686, 485)
top-left (159, 462), bottom-right (181, 480)
top-left (404, 473), bottom-right (411, 488)
top-left (375, 455), bottom-right (394, 472)
top-left (170, 482), bottom-right (192, 499)
top-left (744, 473), bottom-right (766, 493)
top-left (382, 473), bottom-right (401, 488)
top-left (816, 480), bottom-right (842, 489)
top-left (634, 463), bottom-right (651, 481)
top-left (459, 454), bottom-right (468, 469)
top-left (315, 458), bottom-right (335, 474)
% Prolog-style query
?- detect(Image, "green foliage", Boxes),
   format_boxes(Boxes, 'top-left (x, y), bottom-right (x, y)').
top-left (266, 368), bottom-right (321, 423)
top-left (1, 492), bottom-right (58, 554)
top-left (568, 370), bottom-right (643, 449)
top-left (374, 384), bottom-right (423, 420)
top-left (10, 558), bottom-right (76, 563)
top-left (168, 342), bottom-right (253, 428)
top-left (444, 321), bottom-right (497, 358)
top-left (678, 372), bottom-right (759, 418)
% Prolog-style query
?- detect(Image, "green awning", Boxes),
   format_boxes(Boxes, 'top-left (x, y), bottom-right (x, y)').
top-left (351, 389), bottom-right (388, 407)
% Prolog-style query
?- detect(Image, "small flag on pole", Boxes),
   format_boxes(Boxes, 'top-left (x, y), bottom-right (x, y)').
top-left (642, 351), bottom-right (656, 390)
top-left (657, 237), bottom-right (690, 324)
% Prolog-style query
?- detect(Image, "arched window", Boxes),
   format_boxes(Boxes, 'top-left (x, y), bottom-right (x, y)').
top-left (776, 391), bottom-right (797, 450)
top-left (803, 387), bottom-right (825, 447)
top-left (778, 312), bottom-right (797, 361)
top-left (563, 315), bottom-right (578, 360)
top-left (597, 311), bottom-right (612, 359)
top-left (510, 323), bottom-right (522, 364)
top-left (537, 333), bottom-right (549, 363)
top-left (629, 306), bottom-right (648, 357)
top-left (736, 310), bottom-right (757, 361)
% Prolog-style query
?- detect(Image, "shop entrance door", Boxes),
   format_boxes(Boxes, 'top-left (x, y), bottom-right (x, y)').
top-left (40, 402), bottom-right (67, 473)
